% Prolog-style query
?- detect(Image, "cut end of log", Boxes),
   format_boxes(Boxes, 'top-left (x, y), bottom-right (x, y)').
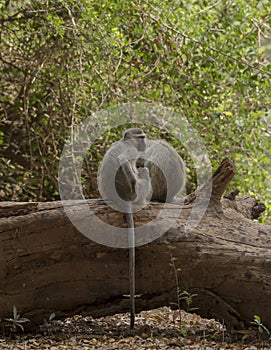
top-left (185, 158), bottom-right (236, 212)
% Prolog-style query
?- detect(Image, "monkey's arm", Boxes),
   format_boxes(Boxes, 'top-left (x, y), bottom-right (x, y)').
top-left (118, 154), bottom-right (137, 192)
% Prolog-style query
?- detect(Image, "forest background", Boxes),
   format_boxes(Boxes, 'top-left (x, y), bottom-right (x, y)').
top-left (1, 0), bottom-right (271, 222)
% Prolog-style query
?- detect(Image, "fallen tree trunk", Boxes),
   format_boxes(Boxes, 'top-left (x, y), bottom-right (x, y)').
top-left (0, 158), bottom-right (270, 331)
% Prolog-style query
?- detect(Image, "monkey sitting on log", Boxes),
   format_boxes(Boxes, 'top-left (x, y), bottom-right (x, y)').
top-left (97, 127), bottom-right (186, 330)
top-left (98, 127), bottom-right (186, 207)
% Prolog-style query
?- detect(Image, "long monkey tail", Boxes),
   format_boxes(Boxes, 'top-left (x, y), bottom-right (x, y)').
top-left (125, 205), bottom-right (135, 330)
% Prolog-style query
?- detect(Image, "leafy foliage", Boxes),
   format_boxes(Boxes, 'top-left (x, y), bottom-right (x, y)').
top-left (0, 0), bottom-right (270, 220)
top-left (5, 306), bottom-right (30, 334)
top-left (251, 314), bottom-right (271, 340)
top-left (39, 312), bottom-right (58, 336)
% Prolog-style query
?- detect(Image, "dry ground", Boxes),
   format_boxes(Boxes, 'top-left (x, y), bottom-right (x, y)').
top-left (0, 307), bottom-right (270, 349)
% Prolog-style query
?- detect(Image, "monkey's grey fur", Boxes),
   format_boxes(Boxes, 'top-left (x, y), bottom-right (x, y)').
top-left (98, 130), bottom-right (186, 207)
top-left (142, 139), bottom-right (186, 202)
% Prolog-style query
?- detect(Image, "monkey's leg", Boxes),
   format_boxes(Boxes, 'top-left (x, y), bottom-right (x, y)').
top-left (118, 154), bottom-right (137, 193)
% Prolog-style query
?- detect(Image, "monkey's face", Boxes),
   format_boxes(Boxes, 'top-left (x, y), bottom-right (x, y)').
top-left (123, 128), bottom-right (146, 152)
top-left (134, 135), bottom-right (146, 152)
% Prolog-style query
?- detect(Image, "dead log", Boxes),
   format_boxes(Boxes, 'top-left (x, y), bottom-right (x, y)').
top-left (0, 158), bottom-right (270, 332)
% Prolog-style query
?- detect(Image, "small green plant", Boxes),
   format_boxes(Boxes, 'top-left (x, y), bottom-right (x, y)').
top-left (176, 325), bottom-right (188, 338)
top-left (251, 315), bottom-right (271, 340)
top-left (165, 241), bottom-right (182, 316)
top-left (5, 306), bottom-right (30, 334)
top-left (39, 313), bottom-right (58, 335)
top-left (165, 240), bottom-right (198, 329)
top-left (179, 290), bottom-right (198, 313)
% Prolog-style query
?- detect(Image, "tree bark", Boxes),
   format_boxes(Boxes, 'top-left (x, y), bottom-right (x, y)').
top-left (0, 158), bottom-right (270, 331)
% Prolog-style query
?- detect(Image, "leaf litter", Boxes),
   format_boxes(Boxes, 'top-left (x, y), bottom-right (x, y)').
top-left (0, 307), bottom-right (269, 349)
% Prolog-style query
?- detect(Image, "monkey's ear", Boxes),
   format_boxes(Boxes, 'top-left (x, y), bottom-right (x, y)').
top-left (123, 130), bottom-right (129, 139)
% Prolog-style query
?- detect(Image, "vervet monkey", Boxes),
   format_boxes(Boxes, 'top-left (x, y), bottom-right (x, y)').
top-left (98, 128), bottom-right (186, 330)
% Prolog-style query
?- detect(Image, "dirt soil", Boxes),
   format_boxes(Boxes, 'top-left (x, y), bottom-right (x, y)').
top-left (0, 307), bottom-right (270, 349)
